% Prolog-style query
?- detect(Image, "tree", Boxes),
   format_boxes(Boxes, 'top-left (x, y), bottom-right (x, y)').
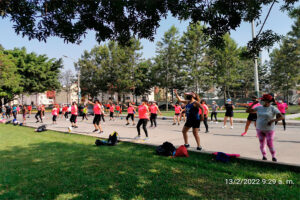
top-left (1, 1), bottom-right (297, 51)
top-left (207, 34), bottom-right (241, 101)
top-left (3, 47), bottom-right (63, 95)
top-left (268, 7), bottom-right (300, 102)
top-left (0, 51), bottom-right (22, 105)
top-left (180, 22), bottom-right (212, 95)
top-left (153, 26), bottom-right (185, 110)
top-left (59, 69), bottom-right (75, 103)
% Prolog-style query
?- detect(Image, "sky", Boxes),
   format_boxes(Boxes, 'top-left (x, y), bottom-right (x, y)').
top-left (0, 1), bottom-right (298, 72)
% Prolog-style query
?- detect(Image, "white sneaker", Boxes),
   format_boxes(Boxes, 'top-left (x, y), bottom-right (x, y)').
top-left (216, 121), bottom-right (218, 124)
top-left (144, 137), bottom-right (149, 141)
top-left (135, 135), bottom-right (141, 139)
top-left (210, 121), bottom-right (214, 124)
top-left (230, 126), bottom-right (234, 129)
top-left (222, 126), bottom-right (226, 128)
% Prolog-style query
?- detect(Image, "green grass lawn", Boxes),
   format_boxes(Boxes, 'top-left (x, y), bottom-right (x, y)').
top-left (0, 124), bottom-right (299, 199)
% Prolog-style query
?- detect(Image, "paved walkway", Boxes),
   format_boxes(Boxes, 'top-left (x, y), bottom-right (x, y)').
top-left (12, 113), bottom-right (300, 166)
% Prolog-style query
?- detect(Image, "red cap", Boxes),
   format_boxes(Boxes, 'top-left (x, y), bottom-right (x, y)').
top-left (260, 94), bottom-right (273, 101)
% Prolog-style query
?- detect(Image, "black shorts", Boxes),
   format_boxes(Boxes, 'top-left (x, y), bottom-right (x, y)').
top-left (184, 119), bottom-right (200, 129)
top-left (52, 115), bottom-right (57, 121)
top-left (247, 113), bottom-right (257, 121)
top-left (225, 112), bottom-right (233, 117)
top-left (93, 114), bottom-right (101, 125)
top-left (70, 115), bottom-right (77, 123)
top-left (175, 113), bottom-right (180, 116)
top-left (110, 112), bottom-right (114, 117)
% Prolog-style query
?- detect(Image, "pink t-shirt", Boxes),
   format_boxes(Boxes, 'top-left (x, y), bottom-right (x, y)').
top-left (110, 106), bottom-right (114, 112)
top-left (127, 106), bottom-right (134, 114)
top-left (150, 105), bottom-right (158, 114)
top-left (199, 104), bottom-right (208, 115)
top-left (138, 105), bottom-right (148, 119)
top-left (276, 102), bottom-right (288, 113)
top-left (52, 108), bottom-right (58, 116)
top-left (94, 104), bottom-right (101, 115)
top-left (71, 105), bottom-right (78, 115)
top-left (249, 102), bottom-right (261, 109)
top-left (174, 105), bottom-right (181, 114)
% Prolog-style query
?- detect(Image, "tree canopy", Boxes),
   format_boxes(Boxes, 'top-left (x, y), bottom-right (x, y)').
top-left (0, 0), bottom-right (298, 53)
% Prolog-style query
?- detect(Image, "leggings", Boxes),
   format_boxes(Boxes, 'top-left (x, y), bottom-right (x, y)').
top-left (13, 112), bottom-right (17, 120)
top-left (211, 112), bottom-right (217, 121)
top-left (35, 111), bottom-right (42, 122)
top-left (256, 129), bottom-right (276, 158)
top-left (200, 116), bottom-right (208, 131)
top-left (126, 114), bottom-right (134, 121)
top-left (150, 113), bottom-right (157, 127)
top-left (100, 114), bottom-right (105, 122)
top-left (275, 113), bottom-right (286, 130)
top-left (64, 112), bottom-right (68, 119)
top-left (82, 113), bottom-right (88, 120)
top-left (137, 119), bottom-right (148, 137)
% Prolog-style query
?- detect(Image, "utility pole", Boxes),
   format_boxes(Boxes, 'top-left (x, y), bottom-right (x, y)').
top-left (251, 20), bottom-right (260, 97)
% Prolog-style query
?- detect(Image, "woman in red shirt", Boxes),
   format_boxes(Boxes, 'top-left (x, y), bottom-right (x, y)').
top-left (109, 104), bottom-right (115, 121)
top-left (70, 102), bottom-right (78, 128)
top-left (88, 100), bottom-right (104, 133)
top-left (172, 103), bottom-right (182, 125)
top-left (200, 100), bottom-right (209, 133)
top-left (135, 99), bottom-right (150, 140)
top-left (149, 101), bottom-right (162, 128)
top-left (125, 102), bottom-right (136, 126)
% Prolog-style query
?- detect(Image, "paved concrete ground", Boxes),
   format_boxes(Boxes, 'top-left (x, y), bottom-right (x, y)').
top-left (10, 113), bottom-right (300, 166)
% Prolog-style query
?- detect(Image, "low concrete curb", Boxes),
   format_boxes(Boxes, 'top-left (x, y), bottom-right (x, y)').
top-left (24, 123), bottom-right (300, 172)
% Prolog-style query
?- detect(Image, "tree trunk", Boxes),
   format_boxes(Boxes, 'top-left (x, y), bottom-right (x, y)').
top-left (165, 87), bottom-right (168, 111)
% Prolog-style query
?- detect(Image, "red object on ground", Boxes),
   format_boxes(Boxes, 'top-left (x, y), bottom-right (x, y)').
top-left (175, 145), bottom-right (189, 157)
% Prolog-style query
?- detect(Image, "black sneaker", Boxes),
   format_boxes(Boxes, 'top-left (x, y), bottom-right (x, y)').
top-left (196, 146), bottom-right (202, 151)
top-left (205, 130), bottom-right (209, 133)
top-left (172, 123), bottom-right (176, 125)
top-left (184, 144), bottom-right (190, 148)
top-left (272, 157), bottom-right (277, 162)
top-left (93, 129), bottom-right (99, 132)
top-left (126, 123), bottom-right (129, 125)
top-left (262, 156), bottom-right (267, 161)
top-left (36, 120), bottom-right (39, 123)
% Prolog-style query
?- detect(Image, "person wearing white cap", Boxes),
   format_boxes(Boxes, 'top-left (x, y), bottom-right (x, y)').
top-left (221, 99), bottom-right (235, 129)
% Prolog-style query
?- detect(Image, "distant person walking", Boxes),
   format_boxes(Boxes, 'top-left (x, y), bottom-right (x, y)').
top-left (210, 101), bottom-right (219, 123)
top-left (275, 100), bottom-right (288, 131)
top-left (70, 102), bottom-right (78, 128)
top-left (51, 105), bottom-right (58, 124)
top-left (12, 105), bottom-right (17, 120)
top-left (125, 102), bottom-right (136, 126)
top-left (247, 94), bottom-right (284, 162)
top-left (180, 103), bottom-right (186, 122)
top-left (221, 99), bottom-right (235, 129)
top-left (35, 104), bottom-right (43, 123)
top-left (27, 105), bottom-right (32, 118)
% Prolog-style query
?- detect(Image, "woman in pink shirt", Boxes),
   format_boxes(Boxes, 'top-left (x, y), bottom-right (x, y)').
top-left (275, 100), bottom-right (288, 130)
top-left (51, 105), bottom-right (59, 124)
top-left (88, 100), bottom-right (104, 133)
top-left (70, 101), bottom-right (78, 128)
top-left (172, 103), bottom-right (182, 125)
top-left (200, 100), bottom-right (209, 133)
top-left (135, 99), bottom-right (150, 140)
top-left (149, 101), bottom-right (162, 128)
top-left (125, 102), bottom-right (136, 126)
top-left (237, 96), bottom-right (261, 136)
top-left (109, 104), bottom-right (115, 121)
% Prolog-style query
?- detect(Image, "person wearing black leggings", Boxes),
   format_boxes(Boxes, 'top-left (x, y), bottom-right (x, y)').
top-left (200, 100), bottom-right (209, 133)
top-left (135, 99), bottom-right (150, 140)
top-left (35, 105), bottom-right (43, 123)
top-left (149, 102), bottom-right (161, 127)
top-left (210, 101), bottom-right (219, 123)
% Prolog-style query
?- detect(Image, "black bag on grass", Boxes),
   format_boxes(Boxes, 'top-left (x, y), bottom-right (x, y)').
top-left (95, 139), bottom-right (107, 146)
top-left (108, 131), bottom-right (119, 146)
top-left (36, 125), bottom-right (47, 132)
top-left (156, 141), bottom-right (176, 156)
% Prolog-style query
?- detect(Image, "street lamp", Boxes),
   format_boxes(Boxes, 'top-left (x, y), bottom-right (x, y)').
top-left (63, 55), bottom-right (81, 104)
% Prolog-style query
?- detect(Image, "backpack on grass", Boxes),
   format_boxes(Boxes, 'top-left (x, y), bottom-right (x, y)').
top-left (108, 131), bottom-right (119, 146)
top-left (175, 145), bottom-right (189, 157)
top-left (156, 141), bottom-right (176, 156)
top-left (36, 125), bottom-right (47, 132)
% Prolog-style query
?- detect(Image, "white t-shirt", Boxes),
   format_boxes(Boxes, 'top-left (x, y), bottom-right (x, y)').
top-left (254, 105), bottom-right (281, 131)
